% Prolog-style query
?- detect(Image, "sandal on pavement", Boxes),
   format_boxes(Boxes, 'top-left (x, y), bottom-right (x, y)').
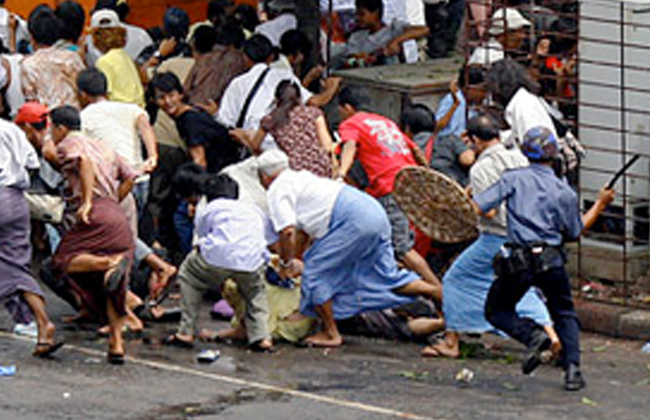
top-left (162, 334), bottom-right (194, 349)
top-left (107, 352), bottom-right (125, 365)
top-left (33, 342), bottom-right (64, 358)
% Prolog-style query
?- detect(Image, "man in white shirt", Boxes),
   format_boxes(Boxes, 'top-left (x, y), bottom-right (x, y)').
top-left (259, 149), bottom-right (438, 348)
top-left (217, 34), bottom-right (340, 149)
top-left (164, 164), bottom-right (274, 351)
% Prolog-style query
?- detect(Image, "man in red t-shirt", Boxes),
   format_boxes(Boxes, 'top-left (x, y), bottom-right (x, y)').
top-left (336, 86), bottom-right (441, 300)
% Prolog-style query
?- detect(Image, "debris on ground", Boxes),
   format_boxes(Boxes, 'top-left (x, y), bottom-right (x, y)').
top-left (0, 365), bottom-right (16, 377)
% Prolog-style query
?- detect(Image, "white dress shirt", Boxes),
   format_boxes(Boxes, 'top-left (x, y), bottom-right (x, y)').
top-left (195, 198), bottom-right (277, 272)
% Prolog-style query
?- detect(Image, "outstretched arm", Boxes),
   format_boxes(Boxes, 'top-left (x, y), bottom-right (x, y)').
top-left (136, 114), bottom-right (159, 174)
top-left (77, 154), bottom-right (95, 224)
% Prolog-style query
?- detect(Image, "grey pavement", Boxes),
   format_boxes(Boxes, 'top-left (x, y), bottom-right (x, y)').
top-left (1, 288), bottom-right (649, 420)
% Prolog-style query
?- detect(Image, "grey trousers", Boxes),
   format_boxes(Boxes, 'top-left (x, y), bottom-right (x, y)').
top-left (177, 249), bottom-right (270, 344)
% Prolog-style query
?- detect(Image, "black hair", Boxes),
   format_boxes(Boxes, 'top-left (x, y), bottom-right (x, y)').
top-left (208, 0), bottom-right (233, 26)
top-left (466, 113), bottom-right (500, 141)
top-left (338, 86), bottom-right (369, 111)
top-left (93, 0), bottom-right (129, 21)
top-left (77, 67), bottom-right (108, 97)
top-left (149, 72), bottom-right (184, 95)
top-left (400, 104), bottom-right (436, 135)
top-left (548, 18), bottom-right (578, 54)
top-left (458, 65), bottom-right (486, 89)
top-left (266, 80), bottom-right (301, 132)
top-left (192, 25), bottom-right (217, 54)
top-left (243, 34), bottom-right (273, 63)
top-left (50, 105), bottom-right (81, 130)
top-left (28, 4), bottom-right (54, 22)
top-left (172, 162), bottom-right (239, 201)
top-left (215, 22), bottom-right (245, 49)
top-left (232, 4), bottom-right (260, 33)
top-left (55, 1), bottom-right (86, 43)
top-left (280, 29), bottom-right (311, 58)
top-left (28, 10), bottom-right (62, 46)
top-left (486, 58), bottom-right (540, 107)
top-left (356, 0), bottom-right (383, 17)
top-left (164, 7), bottom-right (190, 40)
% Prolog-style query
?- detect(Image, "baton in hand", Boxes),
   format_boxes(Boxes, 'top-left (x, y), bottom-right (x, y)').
top-left (607, 154), bottom-right (641, 189)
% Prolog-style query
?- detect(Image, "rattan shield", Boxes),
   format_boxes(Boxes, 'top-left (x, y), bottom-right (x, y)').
top-left (393, 166), bottom-right (479, 243)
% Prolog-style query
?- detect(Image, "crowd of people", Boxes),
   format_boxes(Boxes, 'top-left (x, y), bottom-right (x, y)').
top-left (0, 0), bottom-right (615, 392)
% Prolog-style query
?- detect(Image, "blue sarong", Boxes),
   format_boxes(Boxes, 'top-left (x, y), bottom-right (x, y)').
top-left (300, 186), bottom-right (417, 319)
top-left (442, 232), bottom-right (551, 333)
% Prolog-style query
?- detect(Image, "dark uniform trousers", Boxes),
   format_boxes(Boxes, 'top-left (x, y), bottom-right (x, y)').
top-left (485, 261), bottom-right (580, 369)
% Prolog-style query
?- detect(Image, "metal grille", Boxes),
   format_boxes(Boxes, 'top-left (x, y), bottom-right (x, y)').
top-left (464, 0), bottom-right (650, 308)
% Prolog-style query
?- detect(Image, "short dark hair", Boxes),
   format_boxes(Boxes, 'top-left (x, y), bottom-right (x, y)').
top-left (55, 1), bottom-right (86, 43)
top-left (28, 11), bottom-right (62, 46)
top-left (243, 34), bottom-right (273, 63)
top-left (215, 22), bottom-right (244, 48)
top-left (208, 0), bottom-right (233, 25)
top-left (50, 105), bottom-right (81, 130)
top-left (192, 25), bottom-right (217, 54)
top-left (458, 65), bottom-right (486, 89)
top-left (356, 0), bottom-right (383, 16)
top-left (400, 104), bottom-right (436, 134)
top-left (338, 86), bottom-right (369, 111)
top-left (149, 72), bottom-right (184, 95)
top-left (232, 4), bottom-right (260, 32)
top-left (164, 7), bottom-right (190, 40)
top-left (280, 29), bottom-right (311, 58)
top-left (77, 67), bottom-right (108, 97)
top-left (466, 113), bottom-right (500, 142)
top-left (172, 162), bottom-right (239, 201)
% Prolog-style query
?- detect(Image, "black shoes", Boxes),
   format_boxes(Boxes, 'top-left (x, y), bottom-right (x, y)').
top-left (522, 329), bottom-right (552, 375)
top-left (564, 363), bottom-right (586, 391)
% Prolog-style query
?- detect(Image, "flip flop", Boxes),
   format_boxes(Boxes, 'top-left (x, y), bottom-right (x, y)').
top-left (105, 257), bottom-right (128, 294)
top-left (107, 352), bottom-right (125, 365)
top-left (249, 340), bottom-right (276, 354)
top-left (33, 341), bottom-right (64, 358)
top-left (161, 334), bottom-right (194, 349)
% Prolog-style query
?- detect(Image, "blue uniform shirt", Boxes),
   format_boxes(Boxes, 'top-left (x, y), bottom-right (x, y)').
top-left (473, 164), bottom-right (583, 246)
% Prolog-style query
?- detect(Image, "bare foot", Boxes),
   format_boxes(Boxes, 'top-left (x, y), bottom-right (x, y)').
top-left (421, 340), bottom-right (460, 358)
top-left (305, 330), bottom-right (343, 348)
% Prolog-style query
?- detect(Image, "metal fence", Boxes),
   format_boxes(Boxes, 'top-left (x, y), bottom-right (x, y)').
top-left (464, 0), bottom-right (650, 308)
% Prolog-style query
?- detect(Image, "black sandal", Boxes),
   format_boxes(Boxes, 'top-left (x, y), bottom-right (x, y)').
top-left (250, 340), bottom-right (276, 353)
top-left (33, 341), bottom-right (64, 358)
top-left (107, 352), bottom-right (125, 365)
top-left (162, 334), bottom-right (194, 349)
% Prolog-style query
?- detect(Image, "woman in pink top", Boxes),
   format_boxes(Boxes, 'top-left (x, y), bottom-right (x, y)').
top-left (231, 80), bottom-right (335, 178)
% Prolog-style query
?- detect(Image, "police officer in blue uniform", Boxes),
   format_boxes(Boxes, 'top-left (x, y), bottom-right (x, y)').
top-left (473, 126), bottom-right (615, 391)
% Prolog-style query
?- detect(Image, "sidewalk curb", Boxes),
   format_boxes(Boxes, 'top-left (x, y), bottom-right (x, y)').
top-left (575, 298), bottom-right (650, 341)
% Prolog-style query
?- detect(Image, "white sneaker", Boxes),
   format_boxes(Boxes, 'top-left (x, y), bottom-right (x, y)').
top-left (13, 321), bottom-right (38, 339)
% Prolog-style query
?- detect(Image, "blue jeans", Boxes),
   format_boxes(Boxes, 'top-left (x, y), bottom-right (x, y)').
top-left (173, 200), bottom-right (194, 257)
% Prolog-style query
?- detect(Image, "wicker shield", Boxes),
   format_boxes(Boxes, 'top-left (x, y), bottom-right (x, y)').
top-left (393, 166), bottom-right (479, 243)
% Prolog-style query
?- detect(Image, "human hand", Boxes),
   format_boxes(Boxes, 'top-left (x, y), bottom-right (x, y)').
top-left (142, 156), bottom-right (158, 174)
top-left (450, 79), bottom-right (460, 96)
top-left (158, 38), bottom-right (177, 59)
top-left (320, 76), bottom-right (342, 92)
top-left (279, 259), bottom-right (304, 279)
top-left (304, 65), bottom-right (325, 83)
top-left (597, 185), bottom-right (615, 208)
top-left (77, 201), bottom-right (92, 224)
top-left (197, 99), bottom-right (218, 115)
top-left (384, 39), bottom-right (402, 56)
top-left (229, 128), bottom-right (251, 146)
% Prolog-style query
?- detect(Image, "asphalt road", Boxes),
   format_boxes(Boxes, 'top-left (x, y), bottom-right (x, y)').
top-left (1, 291), bottom-right (649, 420)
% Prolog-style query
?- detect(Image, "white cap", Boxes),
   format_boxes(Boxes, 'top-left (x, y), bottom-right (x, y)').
top-left (257, 149), bottom-right (289, 176)
top-left (91, 9), bottom-right (122, 29)
top-left (489, 8), bottom-right (531, 36)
